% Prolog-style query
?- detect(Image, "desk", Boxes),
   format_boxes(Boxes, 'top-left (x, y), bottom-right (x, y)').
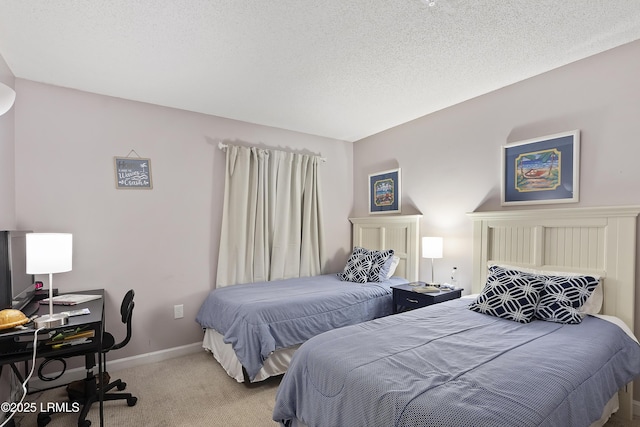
top-left (0, 289), bottom-right (105, 427)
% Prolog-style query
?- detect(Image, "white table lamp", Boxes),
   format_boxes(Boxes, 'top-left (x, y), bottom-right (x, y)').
top-left (422, 236), bottom-right (443, 285)
top-left (26, 233), bottom-right (73, 328)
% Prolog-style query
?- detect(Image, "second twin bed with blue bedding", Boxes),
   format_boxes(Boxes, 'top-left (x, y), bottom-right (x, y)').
top-left (196, 272), bottom-right (408, 381)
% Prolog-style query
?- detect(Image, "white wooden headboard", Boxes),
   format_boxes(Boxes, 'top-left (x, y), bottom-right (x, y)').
top-left (349, 215), bottom-right (422, 282)
top-left (467, 205), bottom-right (640, 419)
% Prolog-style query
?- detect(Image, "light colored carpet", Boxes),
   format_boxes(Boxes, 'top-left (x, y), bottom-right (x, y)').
top-left (11, 350), bottom-right (640, 426)
top-left (14, 350), bottom-right (281, 427)
top-left (608, 412), bottom-right (640, 427)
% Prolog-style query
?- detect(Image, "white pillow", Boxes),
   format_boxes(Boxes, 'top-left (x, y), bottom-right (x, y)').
top-left (579, 282), bottom-right (603, 315)
top-left (487, 262), bottom-right (603, 315)
top-left (385, 256), bottom-right (400, 279)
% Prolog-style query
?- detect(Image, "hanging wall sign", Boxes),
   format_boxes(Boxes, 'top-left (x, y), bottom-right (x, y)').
top-left (114, 155), bottom-right (153, 189)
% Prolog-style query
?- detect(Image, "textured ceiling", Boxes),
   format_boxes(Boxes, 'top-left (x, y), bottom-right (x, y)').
top-left (1, 1), bottom-right (640, 141)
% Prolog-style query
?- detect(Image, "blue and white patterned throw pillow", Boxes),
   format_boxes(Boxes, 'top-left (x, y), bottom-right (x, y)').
top-left (535, 274), bottom-right (599, 324)
top-left (469, 265), bottom-right (545, 323)
top-left (337, 247), bottom-right (374, 283)
top-left (367, 249), bottom-right (394, 282)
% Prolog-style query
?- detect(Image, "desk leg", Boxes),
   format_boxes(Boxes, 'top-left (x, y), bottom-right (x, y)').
top-left (98, 349), bottom-right (104, 427)
top-left (8, 363), bottom-right (25, 384)
top-left (96, 319), bottom-right (103, 427)
top-left (1, 365), bottom-right (17, 427)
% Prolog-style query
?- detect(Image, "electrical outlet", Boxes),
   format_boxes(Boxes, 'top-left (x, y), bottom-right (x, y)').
top-left (174, 304), bottom-right (184, 319)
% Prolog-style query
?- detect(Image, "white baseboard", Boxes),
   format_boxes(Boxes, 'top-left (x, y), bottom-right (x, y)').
top-left (28, 342), bottom-right (203, 392)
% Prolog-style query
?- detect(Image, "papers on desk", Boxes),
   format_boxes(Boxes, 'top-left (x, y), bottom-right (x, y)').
top-left (51, 338), bottom-right (90, 349)
top-left (46, 327), bottom-right (95, 347)
top-left (39, 294), bottom-right (102, 306)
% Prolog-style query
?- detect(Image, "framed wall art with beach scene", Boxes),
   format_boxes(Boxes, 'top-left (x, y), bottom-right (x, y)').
top-left (501, 130), bottom-right (580, 206)
top-left (369, 168), bottom-right (401, 214)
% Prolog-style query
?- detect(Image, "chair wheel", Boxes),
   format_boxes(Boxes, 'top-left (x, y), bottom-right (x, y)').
top-left (79, 420), bottom-right (91, 427)
top-left (37, 414), bottom-right (51, 427)
top-left (117, 382), bottom-right (127, 390)
top-left (127, 396), bottom-right (138, 406)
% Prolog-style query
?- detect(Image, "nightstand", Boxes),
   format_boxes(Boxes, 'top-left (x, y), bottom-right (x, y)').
top-left (391, 283), bottom-right (462, 314)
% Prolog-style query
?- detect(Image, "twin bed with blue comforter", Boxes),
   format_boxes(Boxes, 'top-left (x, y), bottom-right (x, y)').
top-left (196, 273), bottom-right (409, 381)
top-left (196, 216), bottom-right (422, 382)
top-left (273, 297), bottom-right (640, 427)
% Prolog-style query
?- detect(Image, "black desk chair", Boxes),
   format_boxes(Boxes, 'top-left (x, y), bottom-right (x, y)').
top-left (38, 290), bottom-right (138, 427)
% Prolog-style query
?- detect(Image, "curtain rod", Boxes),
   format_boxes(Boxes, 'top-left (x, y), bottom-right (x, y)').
top-left (218, 142), bottom-right (326, 163)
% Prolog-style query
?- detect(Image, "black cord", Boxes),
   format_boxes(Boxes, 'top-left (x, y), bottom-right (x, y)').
top-left (37, 358), bottom-right (66, 382)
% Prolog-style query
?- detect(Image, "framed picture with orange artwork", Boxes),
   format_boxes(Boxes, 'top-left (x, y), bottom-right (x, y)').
top-left (501, 130), bottom-right (579, 206)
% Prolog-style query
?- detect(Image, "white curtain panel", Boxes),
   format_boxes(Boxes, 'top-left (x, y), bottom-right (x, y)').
top-left (216, 145), bottom-right (324, 287)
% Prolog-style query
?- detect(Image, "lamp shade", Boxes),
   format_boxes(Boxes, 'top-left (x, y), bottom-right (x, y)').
top-left (0, 82), bottom-right (16, 116)
top-left (26, 233), bottom-right (73, 274)
top-left (422, 237), bottom-right (443, 259)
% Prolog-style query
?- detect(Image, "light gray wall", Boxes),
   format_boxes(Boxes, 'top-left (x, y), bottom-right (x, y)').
top-left (0, 54), bottom-right (15, 229)
top-left (12, 79), bottom-right (353, 360)
top-left (0, 52), bottom-right (15, 417)
top-left (353, 39), bottom-right (640, 327)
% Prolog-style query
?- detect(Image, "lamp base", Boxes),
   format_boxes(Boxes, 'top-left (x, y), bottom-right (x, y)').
top-left (34, 313), bottom-right (69, 329)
